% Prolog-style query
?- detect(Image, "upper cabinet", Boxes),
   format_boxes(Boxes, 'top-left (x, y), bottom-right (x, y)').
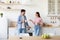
top-left (48, 0), bottom-right (60, 27)
top-left (48, 0), bottom-right (60, 15)
top-left (48, 0), bottom-right (55, 14)
top-left (57, 0), bottom-right (60, 14)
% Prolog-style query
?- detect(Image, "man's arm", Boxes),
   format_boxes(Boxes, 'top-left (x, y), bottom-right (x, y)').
top-left (25, 16), bottom-right (29, 26)
top-left (18, 16), bottom-right (22, 24)
top-left (25, 16), bottom-right (31, 30)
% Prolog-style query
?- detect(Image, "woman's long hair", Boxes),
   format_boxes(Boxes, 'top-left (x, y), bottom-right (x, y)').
top-left (36, 12), bottom-right (41, 17)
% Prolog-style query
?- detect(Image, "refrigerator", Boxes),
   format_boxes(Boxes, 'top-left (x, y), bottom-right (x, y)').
top-left (0, 17), bottom-right (8, 39)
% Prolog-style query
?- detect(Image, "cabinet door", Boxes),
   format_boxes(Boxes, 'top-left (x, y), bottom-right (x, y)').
top-left (42, 28), bottom-right (55, 35)
top-left (54, 28), bottom-right (60, 35)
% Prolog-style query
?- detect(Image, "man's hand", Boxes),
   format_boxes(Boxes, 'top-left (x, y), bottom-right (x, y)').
top-left (22, 20), bottom-right (27, 23)
top-left (25, 20), bottom-right (27, 22)
top-left (22, 20), bottom-right (25, 23)
top-left (27, 26), bottom-right (31, 30)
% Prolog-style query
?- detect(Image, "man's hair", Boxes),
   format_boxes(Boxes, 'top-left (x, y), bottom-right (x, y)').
top-left (21, 9), bottom-right (26, 12)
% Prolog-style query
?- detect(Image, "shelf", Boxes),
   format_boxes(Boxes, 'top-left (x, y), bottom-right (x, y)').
top-left (0, 9), bottom-right (20, 11)
top-left (47, 16), bottom-right (57, 17)
top-left (0, 2), bottom-right (37, 7)
top-left (0, 2), bottom-right (33, 6)
top-left (0, 3), bottom-right (21, 5)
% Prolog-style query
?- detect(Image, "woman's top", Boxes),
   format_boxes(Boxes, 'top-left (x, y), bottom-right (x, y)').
top-left (33, 17), bottom-right (43, 25)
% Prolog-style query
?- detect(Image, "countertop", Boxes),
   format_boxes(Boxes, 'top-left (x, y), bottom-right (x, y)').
top-left (9, 36), bottom-right (60, 40)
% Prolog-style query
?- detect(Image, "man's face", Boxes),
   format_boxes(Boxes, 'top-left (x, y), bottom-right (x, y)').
top-left (21, 12), bottom-right (25, 16)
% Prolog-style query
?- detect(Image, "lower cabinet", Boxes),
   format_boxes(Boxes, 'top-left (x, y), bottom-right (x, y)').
top-left (42, 27), bottom-right (60, 36)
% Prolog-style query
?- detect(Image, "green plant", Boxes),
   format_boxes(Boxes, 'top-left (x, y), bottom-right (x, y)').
top-left (0, 13), bottom-right (3, 17)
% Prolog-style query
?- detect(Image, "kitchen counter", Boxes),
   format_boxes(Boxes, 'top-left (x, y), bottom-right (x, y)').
top-left (9, 36), bottom-right (60, 40)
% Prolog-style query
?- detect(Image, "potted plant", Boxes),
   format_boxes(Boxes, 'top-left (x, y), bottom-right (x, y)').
top-left (0, 13), bottom-right (3, 18)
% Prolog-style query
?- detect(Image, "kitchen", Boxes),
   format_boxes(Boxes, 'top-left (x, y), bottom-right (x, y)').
top-left (0, 0), bottom-right (60, 40)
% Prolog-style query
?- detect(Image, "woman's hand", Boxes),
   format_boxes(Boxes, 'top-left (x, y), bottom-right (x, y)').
top-left (29, 19), bottom-right (35, 24)
top-left (37, 22), bottom-right (43, 26)
top-left (29, 19), bottom-right (32, 22)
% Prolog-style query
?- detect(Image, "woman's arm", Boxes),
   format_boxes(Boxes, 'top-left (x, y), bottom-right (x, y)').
top-left (29, 19), bottom-right (35, 24)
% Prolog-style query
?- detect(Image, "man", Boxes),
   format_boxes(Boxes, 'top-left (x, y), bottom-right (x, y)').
top-left (17, 9), bottom-right (30, 34)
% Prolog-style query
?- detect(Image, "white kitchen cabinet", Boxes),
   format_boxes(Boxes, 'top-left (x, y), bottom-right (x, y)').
top-left (54, 28), bottom-right (60, 35)
top-left (42, 27), bottom-right (55, 35)
top-left (42, 27), bottom-right (60, 36)
top-left (0, 17), bottom-right (8, 39)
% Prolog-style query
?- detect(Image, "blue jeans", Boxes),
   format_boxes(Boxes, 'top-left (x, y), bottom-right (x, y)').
top-left (19, 28), bottom-right (26, 33)
top-left (34, 25), bottom-right (41, 36)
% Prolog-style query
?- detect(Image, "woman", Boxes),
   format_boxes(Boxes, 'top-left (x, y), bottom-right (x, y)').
top-left (29, 12), bottom-right (43, 36)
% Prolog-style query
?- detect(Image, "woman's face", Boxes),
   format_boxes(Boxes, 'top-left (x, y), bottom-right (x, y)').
top-left (35, 13), bottom-right (38, 17)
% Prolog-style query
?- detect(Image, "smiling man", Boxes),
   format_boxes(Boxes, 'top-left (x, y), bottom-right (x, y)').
top-left (17, 9), bottom-right (30, 35)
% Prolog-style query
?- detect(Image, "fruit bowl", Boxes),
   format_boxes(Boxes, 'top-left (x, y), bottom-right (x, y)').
top-left (41, 34), bottom-right (51, 39)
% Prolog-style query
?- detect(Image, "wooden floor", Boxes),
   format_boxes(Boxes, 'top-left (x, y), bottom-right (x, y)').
top-left (8, 36), bottom-right (60, 40)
